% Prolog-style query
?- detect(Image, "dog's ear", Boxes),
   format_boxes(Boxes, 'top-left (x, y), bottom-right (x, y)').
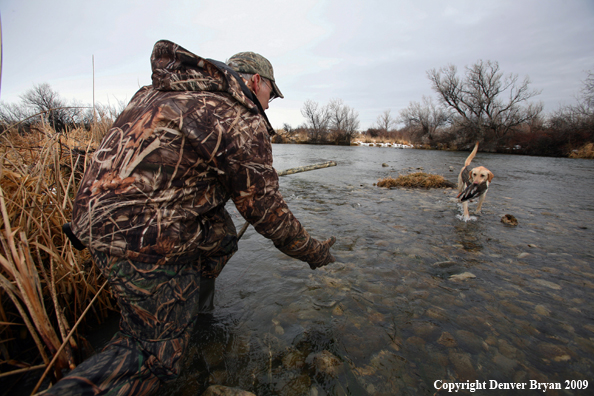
top-left (487, 171), bottom-right (494, 183)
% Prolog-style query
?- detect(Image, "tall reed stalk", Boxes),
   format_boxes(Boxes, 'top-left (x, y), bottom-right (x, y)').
top-left (0, 122), bottom-right (114, 384)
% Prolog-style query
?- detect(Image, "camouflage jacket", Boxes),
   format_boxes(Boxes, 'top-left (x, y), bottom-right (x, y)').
top-left (72, 40), bottom-right (330, 268)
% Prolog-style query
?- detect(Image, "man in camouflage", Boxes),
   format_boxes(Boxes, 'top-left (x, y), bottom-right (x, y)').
top-left (45, 40), bottom-right (336, 395)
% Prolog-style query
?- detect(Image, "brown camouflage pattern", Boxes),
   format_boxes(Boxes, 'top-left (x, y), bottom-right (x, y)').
top-left (41, 250), bottom-right (212, 395)
top-left (227, 51), bottom-right (284, 99)
top-left (71, 39), bottom-right (333, 270)
top-left (48, 40), bottom-right (334, 395)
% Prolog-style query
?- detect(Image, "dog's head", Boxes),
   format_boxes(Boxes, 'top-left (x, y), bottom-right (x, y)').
top-left (470, 166), bottom-right (494, 185)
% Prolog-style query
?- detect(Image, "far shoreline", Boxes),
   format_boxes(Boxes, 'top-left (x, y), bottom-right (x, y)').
top-left (271, 140), bottom-right (594, 159)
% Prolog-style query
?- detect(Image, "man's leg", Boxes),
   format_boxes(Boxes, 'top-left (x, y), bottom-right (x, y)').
top-left (198, 206), bottom-right (238, 313)
top-left (42, 252), bottom-right (202, 396)
top-left (40, 336), bottom-right (163, 396)
top-left (199, 277), bottom-right (216, 313)
top-left (199, 206), bottom-right (238, 278)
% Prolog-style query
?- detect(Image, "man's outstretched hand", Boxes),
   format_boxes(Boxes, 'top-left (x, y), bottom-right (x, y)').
top-left (309, 236), bottom-right (336, 270)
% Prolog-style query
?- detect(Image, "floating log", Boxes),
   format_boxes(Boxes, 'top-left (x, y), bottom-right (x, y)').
top-left (277, 161), bottom-right (337, 177)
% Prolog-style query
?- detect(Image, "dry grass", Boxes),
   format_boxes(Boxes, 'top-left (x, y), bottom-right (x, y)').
top-left (569, 143), bottom-right (594, 159)
top-left (0, 122), bottom-right (114, 383)
top-left (377, 172), bottom-right (455, 189)
top-left (272, 129), bottom-right (310, 144)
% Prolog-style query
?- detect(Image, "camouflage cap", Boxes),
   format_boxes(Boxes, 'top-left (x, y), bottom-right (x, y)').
top-left (227, 52), bottom-right (284, 99)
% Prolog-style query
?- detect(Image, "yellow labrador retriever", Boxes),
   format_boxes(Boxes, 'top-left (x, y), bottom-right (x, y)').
top-left (457, 142), bottom-right (494, 220)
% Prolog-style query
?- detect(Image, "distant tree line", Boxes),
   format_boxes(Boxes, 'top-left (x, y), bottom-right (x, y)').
top-left (277, 60), bottom-right (593, 157)
top-left (292, 98), bottom-right (360, 145)
top-left (393, 60), bottom-right (593, 156)
top-left (0, 83), bottom-right (126, 134)
top-left (4, 62), bottom-right (594, 157)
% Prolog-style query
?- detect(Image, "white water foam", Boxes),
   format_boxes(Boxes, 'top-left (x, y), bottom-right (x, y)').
top-left (456, 214), bottom-right (477, 222)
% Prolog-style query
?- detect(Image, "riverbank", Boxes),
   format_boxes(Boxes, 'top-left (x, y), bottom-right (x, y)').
top-left (274, 137), bottom-right (594, 159)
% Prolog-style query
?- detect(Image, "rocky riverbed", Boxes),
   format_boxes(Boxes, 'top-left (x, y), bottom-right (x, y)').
top-left (162, 145), bottom-right (594, 396)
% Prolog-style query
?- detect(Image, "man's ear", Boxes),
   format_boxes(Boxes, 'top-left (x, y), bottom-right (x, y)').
top-left (251, 74), bottom-right (261, 95)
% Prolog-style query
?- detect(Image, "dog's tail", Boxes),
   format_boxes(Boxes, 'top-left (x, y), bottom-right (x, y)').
top-left (465, 142), bottom-right (479, 167)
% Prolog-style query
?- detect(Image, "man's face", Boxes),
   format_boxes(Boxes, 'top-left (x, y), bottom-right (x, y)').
top-left (255, 77), bottom-right (274, 111)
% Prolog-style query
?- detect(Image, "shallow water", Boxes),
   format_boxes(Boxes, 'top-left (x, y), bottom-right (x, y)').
top-left (164, 145), bottom-right (594, 396)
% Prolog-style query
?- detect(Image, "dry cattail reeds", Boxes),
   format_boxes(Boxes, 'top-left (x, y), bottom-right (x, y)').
top-left (569, 142), bottom-right (594, 159)
top-left (0, 122), bottom-right (114, 385)
top-left (377, 172), bottom-right (455, 189)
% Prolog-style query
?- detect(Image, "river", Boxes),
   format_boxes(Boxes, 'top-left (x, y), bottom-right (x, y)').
top-left (161, 144), bottom-right (594, 396)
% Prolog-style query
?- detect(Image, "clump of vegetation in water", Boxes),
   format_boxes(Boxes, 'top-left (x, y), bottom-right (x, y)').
top-left (377, 172), bottom-right (454, 189)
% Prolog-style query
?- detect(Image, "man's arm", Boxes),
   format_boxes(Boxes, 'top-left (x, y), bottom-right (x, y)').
top-left (221, 116), bottom-right (335, 268)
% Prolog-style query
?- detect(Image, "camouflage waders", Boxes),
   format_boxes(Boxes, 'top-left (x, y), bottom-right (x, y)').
top-left (43, 231), bottom-right (236, 395)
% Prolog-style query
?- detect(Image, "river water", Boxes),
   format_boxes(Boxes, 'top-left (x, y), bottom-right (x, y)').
top-left (163, 144), bottom-right (594, 396)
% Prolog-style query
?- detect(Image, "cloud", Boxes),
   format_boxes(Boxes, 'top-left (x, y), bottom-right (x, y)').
top-left (1, 0), bottom-right (593, 129)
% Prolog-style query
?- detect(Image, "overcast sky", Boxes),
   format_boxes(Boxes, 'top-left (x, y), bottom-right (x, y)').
top-left (1, 0), bottom-right (593, 129)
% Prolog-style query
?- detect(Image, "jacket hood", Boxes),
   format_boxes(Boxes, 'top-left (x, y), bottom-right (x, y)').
top-left (151, 40), bottom-right (259, 115)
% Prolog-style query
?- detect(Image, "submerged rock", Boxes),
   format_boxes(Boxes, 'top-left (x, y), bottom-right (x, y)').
top-left (501, 214), bottom-right (518, 226)
top-left (456, 330), bottom-right (488, 352)
top-left (274, 325), bottom-right (285, 335)
top-left (533, 279), bottom-right (562, 290)
top-left (370, 350), bottom-right (407, 375)
top-left (332, 304), bottom-right (344, 316)
top-left (500, 300), bottom-right (528, 316)
top-left (437, 331), bottom-right (457, 348)
top-left (448, 350), bottom-right (477, 381)
top-left (449, 272), bottom-right (476, 281)
top-left (413, 321), bottom-right (440, 339)
top-left (492, 353), bottom-right (518, 373)
top-left (425, 307), bottom-right (449, 322)
top-left (535, 304), bottom-right (551, 316)
top-left (276, 374), bottom-right (311, 395)
top-left (282, 350), bottom-right (306, 369)
top-left (536, 342), bottom-right (573, 362)
top-left (201, 385), bottom-right (257, 396)
top-left (310, 350), bottom-right (343, 377)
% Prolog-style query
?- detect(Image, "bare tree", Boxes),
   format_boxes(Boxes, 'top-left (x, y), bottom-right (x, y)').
top-left (21, 83), bottom-right (63, 112)
top-left (282, 123), bottom-right (293, 135)
top-left (546, 69), bottom-right (594, 150)
top-left (427, 60), bottom-right (542, 145)
top-left (20, 83), bottom-right (71, 131)
top-left (327, 98), bottom-right (360, 144)
top-left (374, 109), bottom-right (396, 133)
top-left (343, 106), bottom-right (360, 141)
top-left (581, 69), bottom-right (594, 111)
top-left (0, 83), bottom-right (125, 135)
top-left (301, 99), bottom-right (330, 143)
top-left (399, 96), bottom-right (449, 143)
top-left (553, 69), bottom-right (594, 119)
top-left (0, 102), bottom-right (30, 128)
